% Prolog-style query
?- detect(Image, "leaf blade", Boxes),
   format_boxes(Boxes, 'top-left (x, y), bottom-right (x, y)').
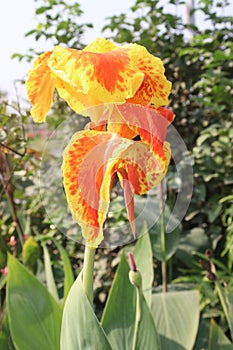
top-left (102, 252), bottom-right (160, 350)
top-left (151, 290), bottom-right (199, 350)
top-left (51, 238), bottom-right (74, 306)
top-left (208, 319), bottom-right (233, 350)
top-left (61, 272), bottom-right (112, 350)
top-left (133, 225), bottom-right (153, 307)
top-left (7, 254), bottom-right (62, 350)
top-left (42, 243), bottom-right (59, 302)
top-left (101, 253), bottom-right (135, 350)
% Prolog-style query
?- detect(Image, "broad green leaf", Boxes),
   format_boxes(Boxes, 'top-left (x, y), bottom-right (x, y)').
top-left (51, 238), bottom-right (74, 306)
top-left (101, 253), bottom-right (136, 350)
top-left (102, 253), bottom-right (160, 350)
top-left (7, 254), bottom-right (62, 350)
top-left (208, 319), bottom-right (233, 350)
top-left (193, 317), bottom-right (210, 350)
top-left (61, 272), bottom-right (111, 350)
top-left (134, 224), bottom-right (153, 307)
top-left (42, 243), bottom-right (59, 303)
top-left (151, 290), bottom-right (199, 350)
top-left (135, 291), bottom-right (161, 350)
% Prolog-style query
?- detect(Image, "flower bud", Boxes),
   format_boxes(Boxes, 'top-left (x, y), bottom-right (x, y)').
top-left (129, 270), bottom-right (142, 289)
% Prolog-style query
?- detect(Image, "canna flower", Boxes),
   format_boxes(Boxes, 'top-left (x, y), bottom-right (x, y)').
top-left (62, 104), bottom-right (172, 247)
top-left (26, 38), bottom-right (172, 123)
top-left (26, 38), bottom-right (174, 247)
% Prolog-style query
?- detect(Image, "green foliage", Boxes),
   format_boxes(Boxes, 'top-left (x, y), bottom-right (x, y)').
top-left (29, 0), bottom-right (92, 48)
top-left (100, 254), bottom-right (136, 349)
top-left (22, 236), bottom-right (40, 271)
top-left (7, 254), bottom-right (62, 350)
top-left (0, 101), bottom-right (76, 346)
top-left (101, 251), bottom-right (161, 350)
top-left (133, 229), bottom-right (154, 307)
top-left (42, 243), bottom-right (60, 302)
top-left (61, 273), bottom-right (112, 350)
top-left (62, 240), bottom-right (200, 350)
top-left (51, 238), bottom-right (75, 306)
top-left (12, 0), bottom-right (93, 62)
top-left (220, 195), bottom-right (233, 270)
top-left (61, 238), bottom-right (159, 350)
top-left (0, 102), bottom-right (42, 251)
top-left (208, 320), bottom-right (233, 350)
top-left (151, 291), bottom-right (199, 349)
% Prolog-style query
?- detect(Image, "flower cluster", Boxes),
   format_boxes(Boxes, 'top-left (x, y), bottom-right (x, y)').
top-left (26, 38), bottom-right (174, 247)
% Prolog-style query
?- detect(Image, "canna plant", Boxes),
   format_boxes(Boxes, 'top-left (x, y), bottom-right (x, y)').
top-left (5, 37), bottom-right (212, 349)
top-left (26, 37), bottom-right (174, 305)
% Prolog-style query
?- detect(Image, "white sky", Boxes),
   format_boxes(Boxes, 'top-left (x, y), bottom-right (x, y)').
top-left (0, 0), bottom-right (135, 101)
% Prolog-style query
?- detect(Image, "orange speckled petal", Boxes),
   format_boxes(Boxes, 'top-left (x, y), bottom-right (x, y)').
top-left (102, 104), bottom-right (137, 139)
top-left (116, 104), bottom-right (171, 166)
top-left (117, 140), bottom-right (171, 236)
top-left (83, 38), bottom-right (118, 53)
top-left (48, 45), bottom-right (144, 113)
top-left (157, 106), bottom-right (175, 123)
top-left (62, 130), bottom-right (115, 247)
top-left (62, 130), bottom-right (133, 247)
top-left (124, 44), bottom-right (172, 107)
top-left (118, 140), bottom-right (171, 195)
top-left (26, 51), bottom-right (56, 123)
top-left (62, 129), bottom-right (170, 246)
top-left (26, 38), bottom-right (172, 123)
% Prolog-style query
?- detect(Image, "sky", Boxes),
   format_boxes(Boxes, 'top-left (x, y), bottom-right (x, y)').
top-left (0, 0), bottom-right (135, 101)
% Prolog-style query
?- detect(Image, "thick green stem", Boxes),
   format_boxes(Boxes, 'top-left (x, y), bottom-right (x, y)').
top-left (82, 245), bottom-right (96, 306)
top-left (160, 181), bottom-right (167, 293)
top-left (132, 287), bottom-right (142, 350)
top-left (128, 253), bottom-right (142, 350)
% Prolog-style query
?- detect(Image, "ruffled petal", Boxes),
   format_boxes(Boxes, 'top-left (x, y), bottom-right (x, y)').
top-left (26, 51), bottom-right (56, 122)
top-left (62, 130), bottom-right (129, 246)
top-left (26, 38), bottom-right (172, 123)
top-left (124, 43), bottom-right (172, 107)
top-left (62, 129), bottom-right (170, 246)
top-left (48, 45), bottom-right (144, 112)
top-left (83, 37), bottom-right (117, 52)
top-left (117, 140), bottom-right (171, 235)
top-left (111, 104), bottom-right (173, 167)
top-left (157, 106), bottom-right (175, 123)
top-left (117, 140), bottom-right (171, 195)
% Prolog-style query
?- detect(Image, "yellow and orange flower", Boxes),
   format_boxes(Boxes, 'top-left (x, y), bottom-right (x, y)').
top-left (26, 38), bottom-right (172, 123)
top-left (26, 38), bottom-right (174, 247)
top-left (62, 105), bottom-right (171, 247)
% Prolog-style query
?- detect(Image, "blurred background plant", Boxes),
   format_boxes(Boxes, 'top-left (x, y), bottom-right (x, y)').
top-left (0, 0), bottom-right (233, 348)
